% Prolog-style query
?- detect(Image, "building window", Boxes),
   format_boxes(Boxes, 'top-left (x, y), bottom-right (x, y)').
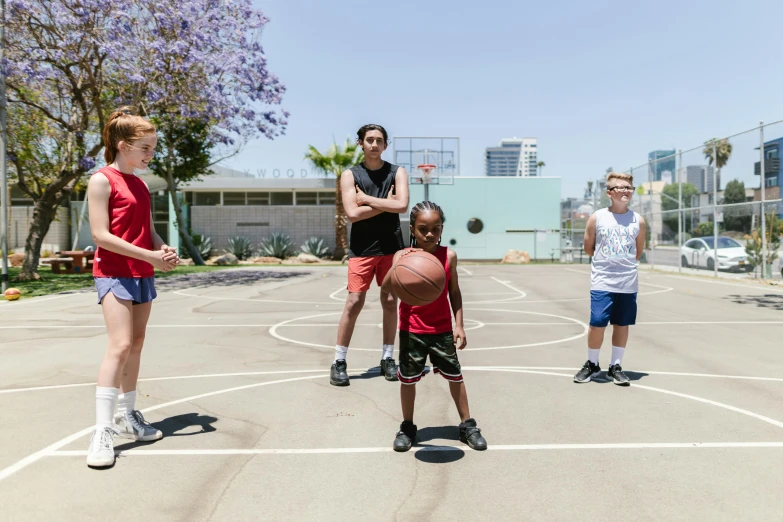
top-left (194, 192), bottom-right (220, 206)
top-left (223, 192), bottom-right (246, 206)
top-left (318, 192), bottom-right (336, 205)
top-left (295, 192), bottom-right (318, 205)
top-left (271, 192), bottom-right (294, 206)
top-left (247, 192), bottom-right (270, 205)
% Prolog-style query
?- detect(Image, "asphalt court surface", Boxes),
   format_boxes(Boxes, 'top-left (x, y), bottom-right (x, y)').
top-left (1, 265), bottom-right (782, 521)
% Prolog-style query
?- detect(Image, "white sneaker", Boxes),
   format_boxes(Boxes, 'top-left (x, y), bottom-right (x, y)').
top-left (114, 410), bottom-right (162, 442)
top-left (86, 425), bottom-right (119, 468)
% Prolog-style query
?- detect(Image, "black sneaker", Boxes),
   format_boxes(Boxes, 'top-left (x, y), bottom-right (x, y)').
top-left (459, 418), bottom-right (487, 451)
top-left (380, 358), bottom-right (399, 381)
top-left (607, 364), bottom-right (631, 386)
top-left (330, 360), bottom-right (349, 386)
top-left (573, 360), bottom-right (601, 383)
top-left (393, 421), bottom-right (417, 452)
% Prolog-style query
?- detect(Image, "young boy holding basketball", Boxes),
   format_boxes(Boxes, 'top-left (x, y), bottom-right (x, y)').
top-left (331, 124), bottom-right (409, 386)
top-left (574, 172), bottom-right (645, 386)
top-left (381, 201), bottom-right (487, 452)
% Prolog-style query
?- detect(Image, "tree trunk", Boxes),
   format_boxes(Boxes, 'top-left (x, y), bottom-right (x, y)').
top-left (17, 197), bottom-right (60, 281)
top-left (163, 168), bottom-right (204, 265)
top-left (333, 177), bottom-right (348, 260)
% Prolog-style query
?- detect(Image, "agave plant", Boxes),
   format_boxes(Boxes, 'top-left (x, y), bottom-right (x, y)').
top-left (258, 233), bottom-right (294, 258)
top-left (300, 237), bottom-right (330, 258)
top-left (180, 234), bottom-right (213, 259)
top-left (225, 236), bottom-right (254, 260)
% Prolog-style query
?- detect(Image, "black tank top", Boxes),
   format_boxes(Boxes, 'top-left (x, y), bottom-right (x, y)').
top-left (349, 161), bottom-right (404, 257)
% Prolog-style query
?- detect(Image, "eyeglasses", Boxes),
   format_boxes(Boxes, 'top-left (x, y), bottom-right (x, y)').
top-left (609, 186), bottom-right (634, 193)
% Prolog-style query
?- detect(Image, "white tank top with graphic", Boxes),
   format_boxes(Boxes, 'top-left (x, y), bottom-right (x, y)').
top-left (590, 208), bottom-right (641, 293)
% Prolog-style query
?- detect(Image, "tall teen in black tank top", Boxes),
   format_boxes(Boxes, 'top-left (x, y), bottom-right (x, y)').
top-left (349, 161), bottom-right (404, 257)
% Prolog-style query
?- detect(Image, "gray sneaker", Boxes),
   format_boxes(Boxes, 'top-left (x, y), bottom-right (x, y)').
top-left (115, 410), bottom-right (163, 442)
top-left (86, 425), bottom-right (119, 468)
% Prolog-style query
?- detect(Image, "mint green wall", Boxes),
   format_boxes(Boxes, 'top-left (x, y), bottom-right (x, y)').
top-left (406, 177), bottom-right (561, 260)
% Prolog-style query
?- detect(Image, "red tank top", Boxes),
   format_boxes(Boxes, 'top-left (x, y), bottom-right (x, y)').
top-left (398, 246), bottom-right (452, 334)
top-left (92, 167), bottom-right (154, 278)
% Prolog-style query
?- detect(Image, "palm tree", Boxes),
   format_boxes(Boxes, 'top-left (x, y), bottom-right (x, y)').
top-left (305, 139), bottom-right (364, 259)
top-left (536, 161), bottom-right (546, 176)
top-left (703, 138), bottom-right (733, 170)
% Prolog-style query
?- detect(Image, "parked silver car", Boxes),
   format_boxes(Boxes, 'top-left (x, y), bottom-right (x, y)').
top-left (680, 236), bottom-right (751, 272)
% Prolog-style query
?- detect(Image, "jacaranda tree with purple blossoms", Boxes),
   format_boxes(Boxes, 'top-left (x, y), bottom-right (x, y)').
top-left (4, 0), bottom-right (286, 274)
top-left (4, 0), bottom-right (123, 280)
top-left (119, 0), bottom-right (288, 263)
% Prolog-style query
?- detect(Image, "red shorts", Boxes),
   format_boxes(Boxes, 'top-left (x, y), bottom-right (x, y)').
top-left (347, 255), bottom-right (395, 293)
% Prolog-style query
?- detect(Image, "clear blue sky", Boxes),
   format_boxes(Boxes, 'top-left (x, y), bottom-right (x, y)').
top-left (222, 0), bottom-right (783, 198)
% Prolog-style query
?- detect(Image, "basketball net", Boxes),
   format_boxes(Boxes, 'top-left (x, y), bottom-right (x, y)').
top-left (417, 164), bottom-right (436, 184)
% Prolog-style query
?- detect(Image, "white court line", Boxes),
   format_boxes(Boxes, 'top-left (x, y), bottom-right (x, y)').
top-left (458, 266), bottom-right (473, 276)
top-left (471, 368), bottom-right (783, 430)
top-left (0, 369), bottom-right (333, 395)
top-left (268, 309), bottom-right (588, 352)
top-left (468, 366), bottom-right (783, 383)
top-left (656, 273), bottom-right (783, 293)
top-left (15, 320), bottom-right (780, 331)
top-left (3, 367), bottom-right (783, 482)
top-left (47, 441), bottom-right (783, 457)
top-left (489, 276), bottom-right (526, 296)
top-left (0, 372), bottom-right (344, 483)
top-left (329, 286), bottom-right (345, 302)
top-left (5, 365), bottom-right (782, 396)
top-left (173, 289), bottom-right (342, 306)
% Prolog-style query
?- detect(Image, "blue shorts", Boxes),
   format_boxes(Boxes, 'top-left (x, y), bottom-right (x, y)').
top-left (95, 277), bottom-right (157, 305)
top-left (589, 290), bottom-right (637, 327)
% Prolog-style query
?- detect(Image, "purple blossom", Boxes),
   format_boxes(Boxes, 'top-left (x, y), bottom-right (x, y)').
top-left (79, 156), bottom-right (97, 171)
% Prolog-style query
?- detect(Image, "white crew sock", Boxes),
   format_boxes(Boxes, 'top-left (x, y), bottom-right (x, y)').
top-left (382, 344), bottom-right (394, 360)
top-left (611, 346), bottom-right (625, 366)
top-left (96, 386), bottom-right (120, 427)
top-left (334, 345), bottom-right (348, 363)
top-left (587, 348), bottom-right (600, 365)
top-left (117, 390), bottom-right (137, 417)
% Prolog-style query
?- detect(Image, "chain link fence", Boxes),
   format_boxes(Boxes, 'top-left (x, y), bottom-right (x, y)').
top-left (565, 120), bottom-right (783, 279)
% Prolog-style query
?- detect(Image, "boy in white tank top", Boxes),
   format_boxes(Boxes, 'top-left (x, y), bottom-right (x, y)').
top-left (574, 172), bottom-right (646, 386)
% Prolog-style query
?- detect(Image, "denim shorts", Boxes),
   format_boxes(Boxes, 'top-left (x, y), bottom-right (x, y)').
top-left (589, 290), bottom-right (637, 327)
top-left (95, 277), bottom-right (157, 305)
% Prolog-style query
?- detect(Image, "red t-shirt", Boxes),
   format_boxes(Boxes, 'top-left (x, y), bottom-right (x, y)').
top-left (398, 246), bottom-right (453, 334)
top-left (92, 167), bottom-right (154, 278)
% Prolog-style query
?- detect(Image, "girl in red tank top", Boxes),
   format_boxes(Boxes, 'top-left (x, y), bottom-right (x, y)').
top-left (381, 201), bottom-right (488, 452)
top-left (84, 108), bottom-right (179, 469)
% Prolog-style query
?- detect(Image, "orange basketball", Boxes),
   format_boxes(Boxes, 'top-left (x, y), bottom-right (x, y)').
top-left (4, 288), bottom-right (21, 301)
top-left (391, 251), bottom-right (446, 306)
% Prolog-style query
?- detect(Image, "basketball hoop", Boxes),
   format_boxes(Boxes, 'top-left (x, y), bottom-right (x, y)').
top-left (417, 164), bottom-right (436, 183)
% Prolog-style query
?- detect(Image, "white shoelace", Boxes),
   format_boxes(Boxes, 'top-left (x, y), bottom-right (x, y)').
top-left (93, 426), bottom-right (119, 451)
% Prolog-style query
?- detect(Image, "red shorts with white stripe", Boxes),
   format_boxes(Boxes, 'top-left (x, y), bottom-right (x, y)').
top-left (397, 330), bottom-right (463, 385)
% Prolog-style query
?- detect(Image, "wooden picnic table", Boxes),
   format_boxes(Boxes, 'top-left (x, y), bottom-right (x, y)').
top-left (46, 250), bottom-right (95, 274)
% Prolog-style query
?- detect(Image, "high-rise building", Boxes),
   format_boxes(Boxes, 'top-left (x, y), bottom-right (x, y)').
top-left (648, 150), bottom-right (676, 182)
top-left (485, 138), bottom-right (538, 176)
top-left (682, 165), bottom-right (717, 193)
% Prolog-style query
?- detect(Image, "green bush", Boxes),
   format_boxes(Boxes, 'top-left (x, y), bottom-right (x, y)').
top-left (692, 222), bottom-right (714, 237)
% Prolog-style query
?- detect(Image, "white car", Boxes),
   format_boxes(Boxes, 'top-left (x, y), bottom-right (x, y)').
top-left (680, 236), bottom-right (751, 272)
